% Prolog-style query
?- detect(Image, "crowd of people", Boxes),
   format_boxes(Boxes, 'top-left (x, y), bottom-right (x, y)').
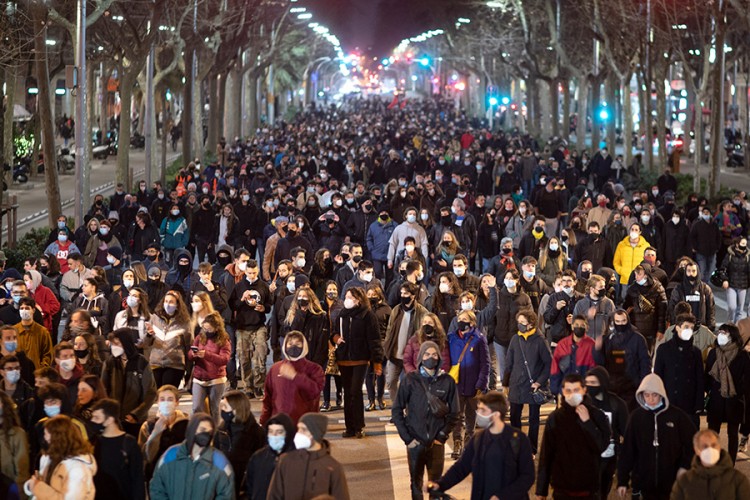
top-left (0, 95), bottom-right (749, 498)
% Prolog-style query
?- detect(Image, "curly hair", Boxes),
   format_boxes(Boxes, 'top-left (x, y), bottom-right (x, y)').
top-left (43, 415), bottom-right (93, 483)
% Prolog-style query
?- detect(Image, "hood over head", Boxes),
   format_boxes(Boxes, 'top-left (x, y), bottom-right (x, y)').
top-left (110, 328), bottom-right (139, 360)
top-left (636, 373), bottom-right (669, 411)
top-left (417, 340), bottom-right (441, 368)
top-left (265, 412), bottom-right (296, 452)
top-left (172, 248), bottom-right (193, 271)
top-left (282, 330), bottom-right (309, 361)
top-left (586, 366), bottom-right (611, 392)
top-left (25, 269), bottom-right (42, 290)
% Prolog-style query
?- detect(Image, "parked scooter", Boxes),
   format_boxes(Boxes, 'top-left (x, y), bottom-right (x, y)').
top-left (130, 131), bottom-right (145, 149)
top-left (4, 159), bottom-right (29, 184)
top-left (57, 146), bottom-right (75, 173)
top-left (726, 143), bottom-right (745, 168)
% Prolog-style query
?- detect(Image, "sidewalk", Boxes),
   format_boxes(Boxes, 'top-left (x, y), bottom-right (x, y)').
top-left (3, 148), bottom-right (181, 240)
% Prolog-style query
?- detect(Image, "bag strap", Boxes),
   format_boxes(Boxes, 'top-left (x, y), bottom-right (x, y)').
top-left (456, 337), bottom-right (472, 366)
top-left (518, 339), bottom-right (535, 384)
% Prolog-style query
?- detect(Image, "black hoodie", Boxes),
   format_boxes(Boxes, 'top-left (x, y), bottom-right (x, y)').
top-left (245, 413), bottom-right (295, 500)
top-left (585, 366), bottom-right (629, 457)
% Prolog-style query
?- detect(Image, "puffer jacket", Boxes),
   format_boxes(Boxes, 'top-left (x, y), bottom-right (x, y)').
top-left (27, 454), bottom-right (97, 500)
top-left (188, 335), bottom-right (231, 381)
top-left (447, 327), bottom-right (491, 397)
top-left (671, 451), bottom-right (750, 500)
top-left (159, 215), bottom-right (190, 250)
top-left (150, 444), bottom-right (233, 500)
top-left (613, 234), bottom-right (650, 284)
top-left (144, 314), bottom-right (192, 370)
top-left (721, 245), bottom-right (750, 290)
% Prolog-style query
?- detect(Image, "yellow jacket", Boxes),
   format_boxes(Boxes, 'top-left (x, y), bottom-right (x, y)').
top-left (613, 235), bottom-right (651, 284)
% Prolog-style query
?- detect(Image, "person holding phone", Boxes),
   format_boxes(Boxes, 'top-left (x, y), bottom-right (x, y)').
top-left (189, 313), bottom-right (231, 424)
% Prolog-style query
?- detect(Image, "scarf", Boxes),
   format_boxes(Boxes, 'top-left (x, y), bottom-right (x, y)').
top-left (709, 343), bottom-right (739, 398)
top-left (518, 327), bottom-right (536, 340)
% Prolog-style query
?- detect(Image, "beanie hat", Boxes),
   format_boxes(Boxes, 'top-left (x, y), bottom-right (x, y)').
top-left (108, 246), bottom-right (123, 261)
top-left (417, 340), bottom-right (440, 367)
top-left (299, 413), bottom-right (328, 443)
top-left (294, 274), bottom-right (310, 289)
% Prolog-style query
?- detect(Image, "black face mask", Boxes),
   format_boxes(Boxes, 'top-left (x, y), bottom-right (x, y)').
top-left (74, 348), bottom-right (89, 359)
top-left (39, 266), bottom-right (49, 274)
top-left (221, 410), bottom-right (234, 426)
top-left (297, 298), bottom-right (310, 308)
top-left (422, 357), bottom-right (439, 370)
top-left (441, 215), bottom-right (452, 225)
top-left (326, 292), bottom-right (337, 300)
top-left (572, 326), bottom-right (586, 338)
top-left (146, 255), bottom-right (157, 262)
top-left (586, 385), bottom-right (602, 398)
top-left (399, 269), bottom-right (407, 277)
top-left (286, 345), bottom-right (303, 359)
top-left (457, 321), bottom-right (471, 332)
top-left (90, 421), bottom-right (106, 435)
top-left (352, 255), bottom-right (362, 264)
top-left (422, 324), bottom-right (435, 337)
top-left (400, 295), bottom-right (414, 308)
top-left (287, 229), bottom-right (297, 238)
top-left (501, 248), bottom-right (512, 255)
top-left (518, 323), bottom-right (529, 333)
top-left (341, 253), bottom-right (350, 261)
top-left (194, 431), bottom-right (212, 447)
top-left (614, 323), bottom-right (627, 333)
top-left (580, 271), bottom-right (591, 280)
top-left (217, 255), bottom-right (231, 267)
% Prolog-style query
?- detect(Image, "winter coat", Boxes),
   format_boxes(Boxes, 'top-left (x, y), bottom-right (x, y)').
top-left (402, 336), bottom-right (451, 373)
top-left (143, 314), bottom-right (192, 371)
top-left (623, 275), bottom-right (668, 340)
top-left (0, 427), bottom-right (29, 496)
top-left (613, 235), bottom-right (651, 284)
top-left (387, 221), bottom-right (429, 263)
top-left (215, 419), bottom-right (265, 494)
top-left (493, 287), bottom-right (533, 347)
top-left (505, 214), bottom-right (535, 249)
top-left (504, 331), bottom-right (552, 404)
top-left (149, 444), bottom-right (233, 500)
top-left (159, 215), bottom-right (190, 250)
top-left (536, 399), bottom-right (611, 496)
top-left (670, 451), bottom-right (750, 500)
top-left (332, 305), bottom-right (384, 365)
top-left (668, 277), bottom-right (716, 330)
top-left (486, 253), bottom-right (521, 283)
top-left (543, 290), bottom-right (583, 344)
top-left (689, 218), bottom-right (722, 257)
top-left (593, 327), bottom-right (651, 405)
top-left (83, 234), bottom-right (122, 268)
top-left (446, 326), bottom-right (490, 396)
top-left (519, 274), bottom-right (549, 311)
top-left (188, 335), bottom-right (231, 381)
top-left (549, 335), bottom-right (597, 394)
top-left (27, 454), bottom-right (97, 500)
top-left (654, 337), bottom-right (705, 416)
top-left (366, 219), bottom-right (397, 261)
top-left (73, 292), bottom-right (111, 335)
top-left (437, 425), bottom-right (535, 500)
top-left (283, 311), bottom-right (330, 369)
top-left (392, 369), bottom-right (459, 445)
top-left (721, 245), bottom-right (750, 290)
top-left (663, 221), bottom-right (690, 267)
top-left (29, 284), bottom-right (60, 334)
top-left (101, 354), bottom-right (157, 423)
top-left (383, 303), bottom-right (429, 361)
top-left (704, 345), bottom-right (750, 424)
top-left (572, 295), bottom-right (616, 341)
top-left (586, 366), bottom-right (629, 459)
top-left (267, 442), bottom-right (350, 500)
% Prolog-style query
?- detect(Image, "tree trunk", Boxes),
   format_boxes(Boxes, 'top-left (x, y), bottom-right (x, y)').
top-left (576, 76), bottom-right (589, 150)
top-left (85, 60), bottom-right (96, 211)
top-left (693, 93), bottom-right (705, 193)
top-left (550, 79), bottom-right (560, 138)
top-left (116, 72), bottom-right (135, 188)
top-left (562, 79), bottom-right (570, 142)
top-left (247, 73), bottom-right (259, 133)
top-left (161, 90), bottom-right (169, 185)
top-left (192, 69), bottom-right (203, 162)
top-left (526, 78), bottom-right (539, 138)
top-left (591, 77), bottom-right (601, 151)
top-left (622, 75), bottom-right (634, 170)
top-left (605, 73), bottom-right (617, 152)
top-left (182, 49), bottom-right (194, 165)
top-left (539, 80), bottom-right (551, 139)
top-left (206, 74), bottom-right (219, 154)
top-left (218, 71), bottom-right (227, 140)
top-left (226, 65), bottom-right (239, 139)
top-left (33, 13), bottom-right (62, 225)
top-left (2, 66), bottom-right (16, 205)
top-left (655, 66), bottom-right (668, 171)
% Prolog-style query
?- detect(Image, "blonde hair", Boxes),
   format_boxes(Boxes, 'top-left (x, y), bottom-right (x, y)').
top-left (457, 310), bottom-right (477, 326)
top-left (285, 287), bottom-right (324, 325)
top-left (539, 237), bottom-right (565, 270)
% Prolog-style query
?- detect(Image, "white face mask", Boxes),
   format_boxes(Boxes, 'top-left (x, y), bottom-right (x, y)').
top-left (237, 262), bottom-right (248, 272)
top-left (439, 283), bottom-right (451, 294)
top-left (111, 344), bottom-right (125, 358)
top-left (191, 301), bottom-right (203, 312)
top-left (453, 267), bottom-right (465, 277)
top-left (158, 400), bottom-right (176, 417)
top-left (19, 310), bottom-right (32, 321)
top-left (293, 433), bottom-right (312, 450)
top-left (565, 393), bottom-right (584, 407)
top-left (678, 327), bottom-right (694, 341)
top-left (460, 301), bottom-right (473, 311)
top-left (700, 447), bottom-right (721, 467)
top-left (717, 333), bottom-right (730, 346)
top-left (361, 272), bottom-right (373, 283)
top-left (630, 231), bottom-right (640, 240)
top-left (58, 358), bottom-right (76, 372)
top-left (504, 279), bottom-right (516, 289)
top-left (296, 258), bottom-right (306, 268)
top-left (344, 298), bottom-right (356, 309)
top-left (123, 279), bottom-right (134, 289)
top-left (548, 243), bottom-right (559, 252)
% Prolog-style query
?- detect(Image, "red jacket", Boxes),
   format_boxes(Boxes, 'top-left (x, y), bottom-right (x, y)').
top-left (402, 335), bottom-right (451, 374)
top-left (260, 358), bottom-right (325, 425)
top-left (550, 334), bottom-right (596, 394)
top-left (32, 285), bottom-right (60, 334)
top-left (188, 336), bottom-right (231, 381)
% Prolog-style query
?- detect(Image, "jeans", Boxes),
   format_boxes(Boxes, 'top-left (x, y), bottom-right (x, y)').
top-left (192, 381), bottom-right (225, 424)
top-left (481, 257), bottom-right (492, 274)
top-left (365, 361), bottom-right (386, 403)
top-left (494, 343), bottom-right (507, 386)
top-left (386, 359), bottom-right (404, 403)
top-left (452, 394), bottom-right (478, 444)
top-left (487, 346), bottom-right (498, 390)
top-left (407, 442), bottom-right (445, 500)
top-left (323, 374), bottom-right (342, 405)
top-left (153, 367), bottom-right (185, 389)
top-left (196, 240), bottom-right (216, 264)
top-left (373, 259), bottom-right (388, 283)
top-left (726, 287), bottom-right (747, 323)
top-left (236, 326), bottom-right (268, 392)
top-left (696, 253), bottom-right (716, 283)
top-left (340, 364), bottom-right (368, 433)
top-left (510, 402), bottom-right (541, 454)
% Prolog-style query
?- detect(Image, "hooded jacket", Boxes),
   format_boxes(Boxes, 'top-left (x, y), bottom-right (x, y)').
top-left (149, 441), bottom-right (234, 500)
top-left (617, 374), bottom-right (697, 496)
top-left (26, 269), bottom-right (60, 334)
top-left (267, 440), bottom-right (350, 500)
top-left (165, 249), bottom-right (200, 298)
top-left (720, 244), bottom-right (750, 290)
top-left (245, 413), bottom-right (296, 500)
top-left (654, 334), bottom-right (704, 416)
top-left (668, 274), bottom-right (715, 331)
top-left (623, 272), bottom-right (667, 340)
top-left (27, 453), bottom-right (97, 500)
top-left (260, 334), bottom-right (325, 425)
top-left (447, 327), bottom-right (491, 397)
top-left (585, 366), bottom-right (629, 458)
top-left (159, 213), bottom-right (190, 250)
top-left (613, 235), bottom-right (650, 285)
top-left (670, 450), bottom-right (750, 500)
top-left (102, 328), bottom-right (157, 422)
top-left (392, 341), bottom-right (460, 445)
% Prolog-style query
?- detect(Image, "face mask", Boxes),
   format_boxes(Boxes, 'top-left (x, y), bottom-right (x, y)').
top-left (438, 283), bottom-right (451, 294)
top-left (504, 279), bottom-right (516, 289)
top-left (164, 303), bottom-right (177, 316)
top-left (460, 301), bottom-right (473, 311)
top-left (4, 341), bottom-right (17, 353)
top-left (406, 214), bottom-right (417, 224)
top-left (422, 357), bottom-right (439, 370)
top-left (678, 328), bottom-right (694, 341)
top-left (562, 286), bottom-right (574, 296)
top-left (717, 333), bottom-right (730, 346)
top-left (124, 295), bottom-right (141, 310)
top-left (159, 400), bottom-right (176, 417)
top-left (457, 321), bottom-right (471, 332)
top-left (194, 431), bottom-right (212, 447)
top-left (58, 234), bottom-right (68, 242)
top-left (572, 326), bottom-right (586, 338)
top-left (4, 368), bottom-right (20, 384)
top-left (285, 343), bottom-right (304, 359)
top-left (614, 323), bottom-right (627, 333)
top-left (420, 213), bottom-right (429, 221)
top-left (548, 243), bottom-right (559, 252)
top-left (74, 348), bottom-right (89, 359)
top-left (122, 278), bottom-right (134, 289)
top-left (109, 344), bottom-right (125, 358)
top-left (171, 210), bottom-right (180, 216)
top-left (700, 447), bottom-right (721, 467)
top-left (361, 273), bottom-right (373, 283)
top-left (44, 405), bottom-right (61, 418)
top-left (672, 216), bottom-right (680, 225)
top-left (523, 269), bottom-right (535, 279)
top-left (453, 267), bottom-right (465, 277)
top-left (701, 214), bottom-right (711, 222)
top-left (268, 434), bottom-right (286, 452)
top-left (417, 272), bottom-right (425, 282)
top-left (422, 324), bottom-right (435, 338)
top-left (106, 255), bottom-right (117, 265)
top-left (99, 227), bottom-right (110, 236)
top-left (58, 358), bottom-right (76, 371)
top-left (586, 385), bottom-right (602, 398)
top-left (641, 215), bottom-right (650, 224)
top-left (644, 400), bottom-right (663, 411)
top-left (405, 245), bottom-right (415, 253)
top-left (294, 432), bottom-right (312, 450)
top-left (57, 221), bottom-right (66, 229)
top-left (630, 231), bottom-right (640, 240)
top-left (344, 298), bottom-right (356, 309)
top-left (475, 411), bottom-right (496, 429)
top-left (90, 421), bottom-right (106, 435)
top-left (565, 393), bottom-right (584, 407)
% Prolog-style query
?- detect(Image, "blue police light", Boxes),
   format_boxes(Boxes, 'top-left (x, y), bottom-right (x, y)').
top-left (598, 108), bottom-right (609, 121)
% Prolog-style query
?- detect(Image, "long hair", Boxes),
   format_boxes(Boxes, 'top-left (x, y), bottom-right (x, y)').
top-left (156, 290), bottom-right (191, 325)
top-left (222, 390), bottom-right (258, 427)
top-left (417, 312), bottom-right (447, 350)
top-left (74, 332), bottom-right (102, 365)
top-left (42, 253), bottom-right (62, 276)
top-left (131, 262), bottom-right (148, 284)
top-left (43, 415), bottom-right (93, 482)
top-left (0, 391), bottom-right (21, 434)
top-left (539, 237), bottom-right (565, 270)
top-left (285, 287), bottom-right (324, 325)
top-left (432, 272), bottom-right (460, 314)
top-left (191, 291), bottom-right (216, 331)
top-left (197, 312), bottom-right (229, 347)
top-left (436, 230), bottom-right (461, 255)
top-left (344, 287), bottom-right (371, 311)
top-left (125, 287), bottom-right (151, 319)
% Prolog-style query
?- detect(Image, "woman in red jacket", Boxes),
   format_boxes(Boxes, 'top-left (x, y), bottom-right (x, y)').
top-left (188, 311), bottom-right (231, 424)
top-left (24, 269), bottom-right (60, 334)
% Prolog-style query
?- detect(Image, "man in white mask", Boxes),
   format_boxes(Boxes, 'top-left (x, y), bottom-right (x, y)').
top-left (671, 429), bottom-right (750, 499)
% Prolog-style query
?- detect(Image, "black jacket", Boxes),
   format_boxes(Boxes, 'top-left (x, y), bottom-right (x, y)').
top-left (536, 399), bottom-right (611, 496)
top-left (721, 246), bottom-right (750, 290)
top-left (593, 327), bottom-right (651, 407)
top-left (437, 425), bottom-right (535, 500)
top-left (577, 234), bottom-right (613, 271)
top-left (215, 419), bottom-right (265, 494)
top-left (331, 305), bottom-right (384, 364)
top-left (543, 290), bottom-right (583, 344)
top-left (705, 345), bottom-right (750, 424)
top-left (654, 337), bottom-right (705, 415)
top-left (230, 278), bottom-right (273, 329)
top-left (623, 275), bottom-right (667, 340)
top-left (668, 276), bottom-right (715, 331)
top-left (283, 310), bottom-right (330, 369)
top-left (520, 274), bottom-right (549, 311)
top-left (392, 370), bottom-right (459, 445)
top-left (690, 218), bottom-right (722, 257)
top-left (586, 366), bottom-right (629, 458)
top-left (493, 287), bottom-right (533, 346)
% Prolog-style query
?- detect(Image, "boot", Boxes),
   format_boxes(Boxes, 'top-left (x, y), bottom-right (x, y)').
top-left (365, 401), bottom-right (376, 411)
top-left (450, 439), bottom-right (463, 460)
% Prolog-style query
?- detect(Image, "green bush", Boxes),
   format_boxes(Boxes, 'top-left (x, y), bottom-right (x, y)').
top-left (4, 227), bottom-right (51, 270)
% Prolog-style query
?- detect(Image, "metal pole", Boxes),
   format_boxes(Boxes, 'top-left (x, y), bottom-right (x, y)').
top-left (145, 42), bottom-right (154, 186)
top-left (74, 0), bottom-right (87, 227)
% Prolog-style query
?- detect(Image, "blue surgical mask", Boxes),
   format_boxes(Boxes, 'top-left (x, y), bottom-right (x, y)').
top-left (268, 434), bottom-right (285, 452)
top-left (644, 400), bottom-right (663, 411)
top-left (523, 270), bottom-right (535, 279)
top-left (4, 369), bottom-right (20, 384)
top-left (11, 295), bottom-right (20, 304)
top-left (57, 221), bottom-right (66, 229)
top-left (44, 405), bottom-right (61, 418)
top-left (3, 341), bottom-right (17, 353)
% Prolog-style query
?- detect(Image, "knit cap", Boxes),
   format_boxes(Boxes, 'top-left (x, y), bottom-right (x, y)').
top-left (299, 413), bottom-right (328, 443)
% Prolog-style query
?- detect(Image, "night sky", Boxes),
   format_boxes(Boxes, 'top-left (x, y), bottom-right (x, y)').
top-left (300, 0), bottom-right (468, 56)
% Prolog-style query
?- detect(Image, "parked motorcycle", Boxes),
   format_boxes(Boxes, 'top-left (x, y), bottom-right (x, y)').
top-left (57, 147), bottom-right (75, 173)
top-left (726, 143), bottom-right (745, 168)
top-left (130, 131), bottom-right (145, 149)
top-left (4, 159), bottom-right (29, 184)
top-left (93, 129), bottom-right (118, 159)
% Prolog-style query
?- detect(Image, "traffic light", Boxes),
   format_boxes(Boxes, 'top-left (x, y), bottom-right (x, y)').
top-left (419, 57), bottom-right (430, 67)
top-left (488, 97), bottom-right (498, 106)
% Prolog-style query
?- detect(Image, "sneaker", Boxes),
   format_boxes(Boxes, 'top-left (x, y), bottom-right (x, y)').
top-left (377, 399), bottom-right (387, 410)
top-left (365, 401), bottom-right (376, 411)
top-left (334, 399), bottom-right (343, 410)
top-left (450, 441), bottom-right (462, 460)
top-left (320, 403), bottom-right (331, 412)
top-left (355, 430), bottom-right (366, 439)
top-left (740, 435), bottom-right (748, 453)
top-left (342, 430), bottom-right (357, 438)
